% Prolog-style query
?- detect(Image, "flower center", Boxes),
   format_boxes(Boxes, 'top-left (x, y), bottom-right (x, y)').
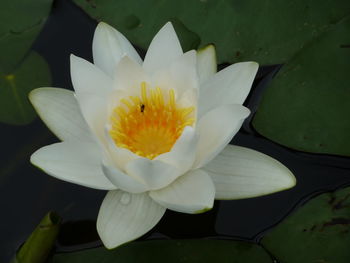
top-left (109, 82), bottom-right (195, 159)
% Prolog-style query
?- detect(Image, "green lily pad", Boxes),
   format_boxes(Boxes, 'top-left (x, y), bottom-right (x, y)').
top-left (0, 0), bottom-right (53, 73)
top-left (253, 16), bottom-right (350, 156)
top-left (72, 0), bottom-right (350, 65)
top-left (14, 212), bottom-right (61, 263)
top-left (0, 51), bottom-right (51, 125)
top-left (262, 186), bottom-right (350, 262)
top-left (51, 239), bottom-right (272, 263)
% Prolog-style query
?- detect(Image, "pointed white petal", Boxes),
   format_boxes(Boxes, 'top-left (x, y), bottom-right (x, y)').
top-left (143, 22), bottom-right (183, 73)
top-left (194, 104), bottom-right (250, 169)
top-left (204, 145), bottom-right (296, 200)
top-left (30, 141), bottom-right (116, 190)
top-left (125, 158), bottom-right (181, 190)
top-left (93, 22), bottom-right (142, 77)
top-left (198, 62), bottom-right (258, 117)
top-left (29, 88), bottom-right (92, 142)
top-left (149, 169), bottom-right (215, 214)
top-left (70, 54), bottom-right (113, 97)
top-left (102, 159), bottom-right (148, 194)
top-left (97, 190), bottom-right (166, 249)
top-left (197, 44), bottom-right (217, 84)
top-left (155, 126), bottom-right (198, 174)
top-left (70, 55), bottom-right (113, 142)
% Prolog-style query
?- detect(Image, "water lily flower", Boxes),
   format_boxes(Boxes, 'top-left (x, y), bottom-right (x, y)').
top-left (29, 22), bottom-right (296, 249)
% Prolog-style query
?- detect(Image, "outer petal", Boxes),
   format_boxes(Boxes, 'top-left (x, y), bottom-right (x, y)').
top-left (197, 44), bottom-right (217, 85)
top-left (198, 62), bottom-right (258, 118)
top-left (204, 145), bottom-right (296, 200)
top-left (193, 104), bottom-right (250, 169)
top-left (143, 22), bottom-right (183, 73)
top-left (30, 141), bottom-right (116, 190)
top-left (125, 158), bottom-right (181, 190)
top-left (97, 190), bottom-right (166, 249)
top-left (29, 88), bottom-right (92, 142)
top-left (155, 126), bottom-right (198, 174)
top-left (149, 169), bottom-right (215, 214)
top-left (93, 22), bottom-right (142, 77)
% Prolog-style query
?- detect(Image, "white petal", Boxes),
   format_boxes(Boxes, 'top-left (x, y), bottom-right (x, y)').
top-left (97, 190), bottom-right (166, 249)
top-left (152, 50), bottom-right (198, 96)
top-left (31, 141), bottom-right (116, 190)
top-left (70, 55), bottom-right (113, 97)
top-left (204, 145), bottom-right (296, 200)
top-left (75, 93), bottom-right (107, 145)
top-left (193, 104), bottom-right (250, 169)
top-left (155, 126), bottom-right (198, 174)
top-left (125, 158), bottom-right (181, 190)
top-left (93, 22), bottom-right (142, 77)
top-left (102, 159), bottom-right (148, 194)
top-left (29, 88), bottom-right (92, 142)
top-left (198, 62), bottom-right (258, 117)
top-left (197, 44), bottom-right (217, 84)
top-left (143, 22), bottom-right (183, 73)
top-left (149, 169), bottom-right (215, 214)
top-left (113, 56), bottom-right (150, 97)
top-left (70, 55), bottom-right (113, 142)
top-left (107, 144), bottom-right (139, 172)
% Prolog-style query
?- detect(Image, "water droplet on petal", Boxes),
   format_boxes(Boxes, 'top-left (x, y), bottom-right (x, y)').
top-left (120, 193), bottom-right (131, 205)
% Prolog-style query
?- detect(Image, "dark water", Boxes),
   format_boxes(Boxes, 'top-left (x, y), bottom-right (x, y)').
top-left (1, 0), bottom-right (350, 261)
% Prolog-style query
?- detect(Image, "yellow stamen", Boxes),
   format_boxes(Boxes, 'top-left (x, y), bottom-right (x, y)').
top-left (109, 82), bottom-right (195, 159)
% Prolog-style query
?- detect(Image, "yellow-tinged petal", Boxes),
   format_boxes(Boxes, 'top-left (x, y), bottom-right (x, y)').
top-left (197, 44), bottom-right (217, 84)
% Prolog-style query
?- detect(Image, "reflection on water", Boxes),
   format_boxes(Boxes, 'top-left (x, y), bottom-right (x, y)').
top-left (1, 0), bottom-right (350, 261)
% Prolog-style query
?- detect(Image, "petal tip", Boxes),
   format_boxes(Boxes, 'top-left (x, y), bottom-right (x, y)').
top-left (28, 88), bottom-right (40, 104)
top-left (198, 44), bottom-right (216, 53)
top-left (194, 206), bottom-right (213, 214)
top-left (95, 21), bottom-right (116, 35)
top-left (249, 61), bottom-right (259, 69)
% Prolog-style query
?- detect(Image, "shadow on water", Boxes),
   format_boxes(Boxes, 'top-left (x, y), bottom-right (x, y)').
top-left (1, 0), bottom-right (350, 261)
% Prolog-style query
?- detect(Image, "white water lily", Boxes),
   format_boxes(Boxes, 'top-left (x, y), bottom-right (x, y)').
top-left (29, 22), bottom-right (296, 249)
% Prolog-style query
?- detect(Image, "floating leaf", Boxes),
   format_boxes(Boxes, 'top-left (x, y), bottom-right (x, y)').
top-left (0, 51), bottom-right (51, 125)
top-left (0, 0), bottom-right (53, 73)
top-left (262, 185), bottom-right (350, 262)
top-left (51, 239), bottom-right (272, 263)
top-left (253, 16), bottom-right (350, 156)
top-left (15, 212), bottom-right (61, 263)
top-left (72, 0), bottom-right (350, 65)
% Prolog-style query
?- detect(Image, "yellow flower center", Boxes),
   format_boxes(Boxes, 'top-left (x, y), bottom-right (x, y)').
top-left (109, 82), bottom-right (195, 159)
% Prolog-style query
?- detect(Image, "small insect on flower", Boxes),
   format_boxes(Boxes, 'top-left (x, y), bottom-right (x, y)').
top-left (140, 104), bottom-right (145, 113)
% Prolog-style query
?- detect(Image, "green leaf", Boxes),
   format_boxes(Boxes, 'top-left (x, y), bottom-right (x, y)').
top-left (15, 212), bottom-right (61, 263)
top-left (0, 51), bottom-right (51, 125)
top-left (253, 16), bottom-right (350, 156)
top-left (72, 0), bottom-right (350, 65)
top-left (262, 186), bottom-right (350, 263)
top-left (51, 239), bottom-right (272, 263)
top-left (0, 0), bottom-right (53, 73)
